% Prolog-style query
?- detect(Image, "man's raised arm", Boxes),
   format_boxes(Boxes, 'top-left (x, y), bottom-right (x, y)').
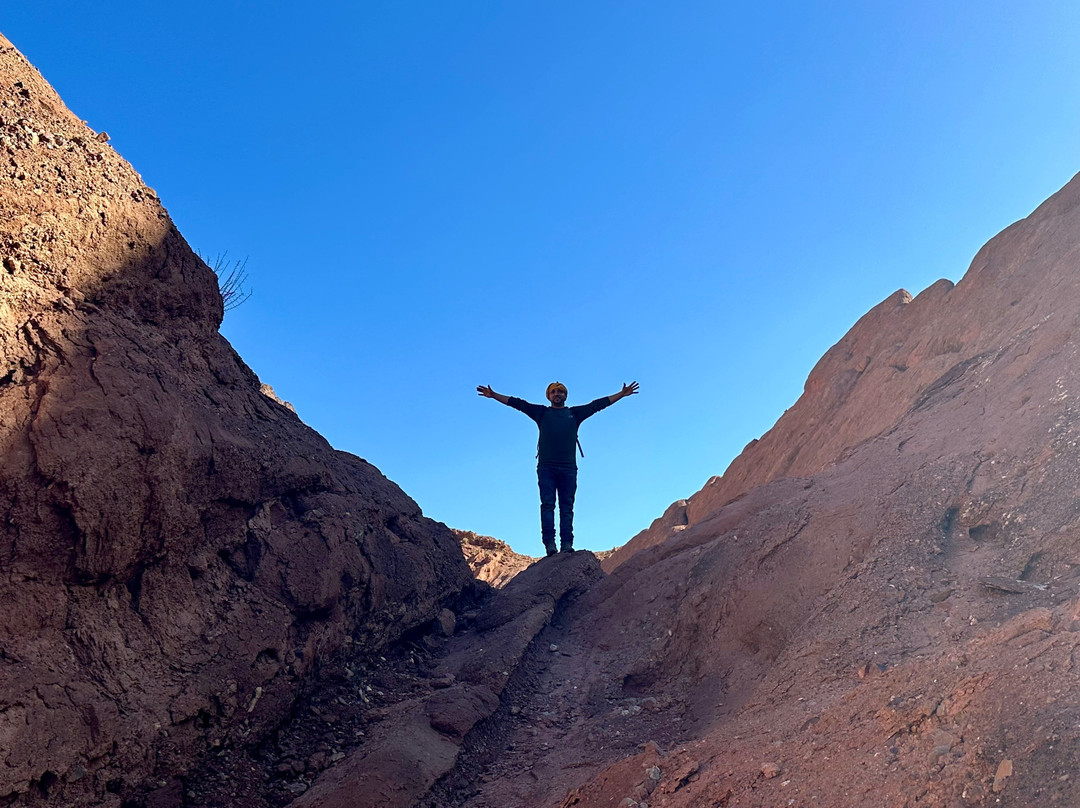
top-left (608, 381), bottom-right (639, 404)
top-left (477, 384), bottom-right (511, 405)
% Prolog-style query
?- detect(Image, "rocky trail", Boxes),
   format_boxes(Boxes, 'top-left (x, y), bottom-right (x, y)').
top-left (157, 553), bottom-right (610, 808)
top-left (425, 557), bottom-right (687, 808)
top-left (171, 549), bottom-right (696, 808)
top-left (186, 522), bottom-right (1080, 808)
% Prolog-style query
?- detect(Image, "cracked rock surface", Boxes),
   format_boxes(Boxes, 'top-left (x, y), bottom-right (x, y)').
top-left (0, 32), bottom-right (471, 807)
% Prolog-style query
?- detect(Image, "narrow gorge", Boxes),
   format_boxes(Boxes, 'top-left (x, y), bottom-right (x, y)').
top-left (4, 32), bottom-right (1080, 808)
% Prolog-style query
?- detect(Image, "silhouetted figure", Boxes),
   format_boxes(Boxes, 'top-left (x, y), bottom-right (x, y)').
top-left (477, 381), bottom-right (639, 555)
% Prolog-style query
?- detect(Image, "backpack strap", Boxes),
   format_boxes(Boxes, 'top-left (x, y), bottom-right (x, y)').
top-left (569, 408), bottom-right (584, 457)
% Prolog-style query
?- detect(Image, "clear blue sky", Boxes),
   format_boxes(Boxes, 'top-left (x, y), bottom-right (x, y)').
top-left (5, 2), bottom-right (1079, 557)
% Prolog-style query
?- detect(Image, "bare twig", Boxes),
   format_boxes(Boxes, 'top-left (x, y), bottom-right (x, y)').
top-left (202, 252), bottom-right (253, 312)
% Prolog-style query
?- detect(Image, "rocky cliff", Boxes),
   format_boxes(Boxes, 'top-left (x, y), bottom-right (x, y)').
top-left (464, 172), bottom-right (1080, 807)
top-left (0, 33), bottom-right (473, 806)
top-left (607, 180), bottom-right (1080, 569)
top-left (411, 173), bottom-right (1080, 807)
top-left (455, 530), bottom-right (535, 588)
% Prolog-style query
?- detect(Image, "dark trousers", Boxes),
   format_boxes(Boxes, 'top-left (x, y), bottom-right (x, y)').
top-left (538, 463), bottom-right (577, 549)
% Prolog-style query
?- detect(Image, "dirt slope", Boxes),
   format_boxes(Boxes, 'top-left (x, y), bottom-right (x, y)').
top-left (0, 33), bottom-right (472, 807)
top-left (606, 179), bottom-right (1080, 570)
top-left (399, 172), bottom-right (1080, 807)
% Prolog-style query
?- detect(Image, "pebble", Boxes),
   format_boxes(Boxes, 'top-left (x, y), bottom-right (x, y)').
top-left (928, 744), bottom-right (952, 769)
top-left (435, 608), bottom-right (456, 636)
top-left (993, 759), bottom-right (1013, 793)
top-left (762, 762), bottom-right (781, 779)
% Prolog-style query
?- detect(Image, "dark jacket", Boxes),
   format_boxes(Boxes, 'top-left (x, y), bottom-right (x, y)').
top-left (507, 396), bottom-right (611, 467)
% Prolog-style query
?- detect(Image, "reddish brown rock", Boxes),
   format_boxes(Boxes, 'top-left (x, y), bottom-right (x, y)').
top-left (433, 172), bottom-right (1080, 808)
top-left (0, 33), bottom-right (471, 806)
top-left (605, 179), bottom-right (1080, 570)
top-left (292, 551), bottom-right (603, 808)
top-left (10, 24), bottom-right (1080, 808)
top-left (455, 529), bottom-right (536, 587)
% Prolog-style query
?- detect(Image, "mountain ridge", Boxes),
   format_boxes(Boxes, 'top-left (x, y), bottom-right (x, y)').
top-left (607, 174), bottom-right (1080, 572)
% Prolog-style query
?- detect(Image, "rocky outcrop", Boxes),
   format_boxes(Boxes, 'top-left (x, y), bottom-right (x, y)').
top-left (606, 176), bottom-right (1080, 570)
top-left (455, 529), bottom-right (535, 587)
top-left (432, 172), bottom-right (1080, 807)
top-left (0, 33), bottom-right (472, 806)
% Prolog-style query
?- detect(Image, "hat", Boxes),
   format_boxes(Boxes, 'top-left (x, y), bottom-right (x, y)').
top-left (546, 381), bottom-right (567, 400)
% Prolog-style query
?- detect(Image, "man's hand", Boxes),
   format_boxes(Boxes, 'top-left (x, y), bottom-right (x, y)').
top-left (477, 385), bottom-right (511, 405)
top-left (609, 381), bottom-right (639, 404)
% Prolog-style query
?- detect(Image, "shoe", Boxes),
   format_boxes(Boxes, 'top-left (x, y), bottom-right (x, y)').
top-left (543, 542), bottom-right (558, 557)
top-left (560, 544), bottom-right (574, 553)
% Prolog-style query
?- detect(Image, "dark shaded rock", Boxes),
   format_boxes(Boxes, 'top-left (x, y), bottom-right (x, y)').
top-left (434, 607), bottom-right (456, 636)
top-left (292, 551), bottom-right (603, 808)
top-left (426, 685), bottom-right (501, 741)
top-left (0, 31), bottom-right (471, 806)
top-left (473, 550), bottom-right (604, 632)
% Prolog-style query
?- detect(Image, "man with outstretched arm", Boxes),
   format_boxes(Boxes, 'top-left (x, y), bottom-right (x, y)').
top-left (477, 380), bottom-right (639, 556)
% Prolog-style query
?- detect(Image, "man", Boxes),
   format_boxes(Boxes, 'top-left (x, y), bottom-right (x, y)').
top-left (476, 380), bottom-right (639, 555)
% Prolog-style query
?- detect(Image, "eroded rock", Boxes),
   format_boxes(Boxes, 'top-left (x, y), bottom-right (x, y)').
top-left (0, 31), bottom-right (472, 806)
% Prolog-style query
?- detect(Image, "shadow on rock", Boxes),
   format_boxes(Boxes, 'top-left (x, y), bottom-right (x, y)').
top-left (289, 552), bottom-right (603, 808)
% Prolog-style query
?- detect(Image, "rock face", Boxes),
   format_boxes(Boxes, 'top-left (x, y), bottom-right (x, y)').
top-left (406, 173), bottom-right (1080, 808)
top-left (605, 180), bottom-right (1080, 568)
top-left (9, 25), bottom-right (1080, 808)
top-left (0, 33), bottom-right (471, 806)
top-left (455, 529), bottom-right (535, 587)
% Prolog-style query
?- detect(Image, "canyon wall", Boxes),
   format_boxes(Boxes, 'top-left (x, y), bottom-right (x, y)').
top-left (0, 33), bottom-right (473, 806)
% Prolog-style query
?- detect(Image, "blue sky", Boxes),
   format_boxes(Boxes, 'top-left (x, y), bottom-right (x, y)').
top-left (5, 2), bottom-right (1079, 557)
